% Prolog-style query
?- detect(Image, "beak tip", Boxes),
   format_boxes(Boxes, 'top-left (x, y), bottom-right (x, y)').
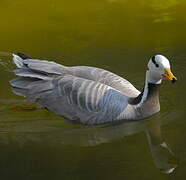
top-left (171, 77), bottom-right (177, 84)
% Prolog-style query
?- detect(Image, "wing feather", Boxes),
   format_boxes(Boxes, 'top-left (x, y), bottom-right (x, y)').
top-left (34, 75), bottom-right (129, 124)
top-left (67, 66), bottom-right (140, 97)
top-left (11, 54), bottom-right (138, 124)
top-left (12, 54), bottom-right (140, 97)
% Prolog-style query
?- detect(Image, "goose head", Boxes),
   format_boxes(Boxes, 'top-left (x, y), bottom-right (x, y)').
top-left (147, 55), bottom-right (177, 84)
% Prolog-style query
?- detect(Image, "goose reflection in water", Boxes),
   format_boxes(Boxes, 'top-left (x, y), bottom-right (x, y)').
top-left (68, 117), bottom-right (178, 174)
top-left (0, 104), bottom-right (178, 174)
top-left (144, 119), bottom-right (178, 174)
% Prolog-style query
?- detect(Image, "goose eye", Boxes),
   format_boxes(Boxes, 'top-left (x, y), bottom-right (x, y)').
top-left (152, 56), bottom-right (159, 68)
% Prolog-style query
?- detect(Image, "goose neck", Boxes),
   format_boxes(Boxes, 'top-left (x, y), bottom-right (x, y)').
top-left (139, 71), bottom-right (161, 105)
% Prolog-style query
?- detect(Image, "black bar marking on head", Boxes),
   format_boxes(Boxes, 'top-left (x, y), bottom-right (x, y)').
top-left (151, 56), bottom-right (159, 68)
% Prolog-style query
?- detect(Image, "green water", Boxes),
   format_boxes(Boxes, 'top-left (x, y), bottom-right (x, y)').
top-left (0, 0), bottom-right (186, 179)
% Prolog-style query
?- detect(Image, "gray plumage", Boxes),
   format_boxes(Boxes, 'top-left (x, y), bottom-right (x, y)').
top-left (10, 54), bottom-right (163, 125)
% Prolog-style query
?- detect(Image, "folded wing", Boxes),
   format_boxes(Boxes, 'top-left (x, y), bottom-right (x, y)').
top-left (10, 54), bottom-right (136, 124)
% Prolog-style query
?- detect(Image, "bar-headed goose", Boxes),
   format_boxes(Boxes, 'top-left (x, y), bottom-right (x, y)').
top-left (10, 53), bottom-right (177, 124)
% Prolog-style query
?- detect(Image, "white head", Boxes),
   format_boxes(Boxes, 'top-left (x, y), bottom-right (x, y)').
top-left (147, 55), bottom-right (177, 84)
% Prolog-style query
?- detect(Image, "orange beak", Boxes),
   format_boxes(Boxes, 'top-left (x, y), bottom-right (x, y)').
top-left (162, 68), bottom-right (177, 83)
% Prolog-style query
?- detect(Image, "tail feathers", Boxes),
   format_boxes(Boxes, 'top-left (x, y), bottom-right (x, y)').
top-left (10, 77), bottom-right (37, 89)
top-left (12, 87), bottom-right (53, 101)
top-left (12, 53), bottom-right (66, 75)
top-left (12, 52), bottom-right (32, 68)
top-left (16, 52), bottom-right (32, 60)
top-left (10, 77), bottom-right (36, 97)
top-left (12, 54), bottom-right (24, 68)
top-left (14, 69), bottom-right (52, 80)
top-left (11, 87), bottom-right (27, 97)
top-left (22, 59), bottom-right (65, 75)
top-left (11, 52), bottom-right (65, 101)
top-left (10, 77), bottom-right (54, 101)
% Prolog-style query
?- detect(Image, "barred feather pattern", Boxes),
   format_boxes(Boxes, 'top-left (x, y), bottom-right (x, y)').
top-left (10, 54), bottom-right (140, 124)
